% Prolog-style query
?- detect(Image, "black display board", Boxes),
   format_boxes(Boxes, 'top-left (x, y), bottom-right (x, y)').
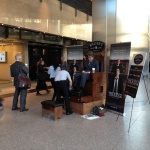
top-left (106, 42), bottom-right (131, 113)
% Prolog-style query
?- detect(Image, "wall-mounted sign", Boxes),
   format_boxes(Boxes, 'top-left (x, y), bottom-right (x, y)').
top-left (0, 51), bottom-right (6, 62)
top-left (89, 41), bottom-right (105, 52)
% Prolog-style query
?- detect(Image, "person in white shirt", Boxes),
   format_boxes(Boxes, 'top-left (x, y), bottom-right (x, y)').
top-left (54, 70), bottom-right (73, 115)
top-left (48, 62), bottom-right (61, 101)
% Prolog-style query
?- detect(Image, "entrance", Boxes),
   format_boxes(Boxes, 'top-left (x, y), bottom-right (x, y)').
top-left (28, 44), bottom-right (63, 80)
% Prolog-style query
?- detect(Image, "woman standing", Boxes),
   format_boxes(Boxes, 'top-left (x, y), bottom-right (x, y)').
top-left (36, 60), bottom-right (50, 96)
top-left (69, 59), bottom-right (79, 80)
top-left (48, 62), bottom-right (61, 101)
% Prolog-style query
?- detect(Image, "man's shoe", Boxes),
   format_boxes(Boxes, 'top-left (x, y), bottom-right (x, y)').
top-left (20, 108), bottom-right (29, 112)
top-left (66, 111), bottom-right (73, 115)
top-left (36, 93), bottom-right (42, 96)
top-left (12, 107), bottom-right (20, 110)
top-left (76, 91), bottom-right (84, 97)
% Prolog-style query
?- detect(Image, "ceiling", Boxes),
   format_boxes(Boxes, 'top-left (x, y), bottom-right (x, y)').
top-left (60, 0), bottom-right (92, 16)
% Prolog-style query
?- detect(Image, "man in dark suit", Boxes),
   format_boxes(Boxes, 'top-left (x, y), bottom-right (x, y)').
top-left (10, 53), bottom-right (29, 112)
top-left (73, 51), bottom-right (99, 94)
top-left (111, 59), bottom-right (123, 74)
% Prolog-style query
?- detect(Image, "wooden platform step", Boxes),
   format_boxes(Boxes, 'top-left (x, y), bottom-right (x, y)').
top-left (70, 95), bottom-right (92, 103)
top-left (70, 99), bottom-right (105, 115)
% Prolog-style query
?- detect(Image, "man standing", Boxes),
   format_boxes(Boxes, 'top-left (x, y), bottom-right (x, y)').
top-left (10, 53), bottom-right (29, 112)
top-left (54, 70), bottom-right (73, 115)
top-left (73, 51), bottom-right (99, 94)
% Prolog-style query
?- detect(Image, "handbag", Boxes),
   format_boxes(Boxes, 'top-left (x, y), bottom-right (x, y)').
top-left (17, 75), bottom-right (31, 89)
top-left (17, 65), bottom-right (31, 89)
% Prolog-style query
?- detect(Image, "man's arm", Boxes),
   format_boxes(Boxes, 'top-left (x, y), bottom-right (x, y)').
top-left (10, 65), bottom-right (15, 77)
top-left (21, 63), bottom-right (29, 74)
top-left (67, 72), bottom-right (72, 89)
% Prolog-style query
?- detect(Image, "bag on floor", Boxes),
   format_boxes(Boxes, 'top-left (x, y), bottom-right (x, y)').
top-left (93, 104), bottom-right (107, 115)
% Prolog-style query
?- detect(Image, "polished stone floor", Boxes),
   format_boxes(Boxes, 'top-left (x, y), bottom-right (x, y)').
top-left (0, 80), bottom-right (150, 150)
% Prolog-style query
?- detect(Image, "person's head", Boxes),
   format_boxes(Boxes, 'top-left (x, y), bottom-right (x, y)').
top-left (83, 55), bottom-right (86, 60)
top-left (41, 60), bottom-right (45, 65)
top-left (116, 68), bottom-right (120, 76)
top-left (53, 62), bottom-right (59, 70)
top-left (37, 57), bottom-right (43, 63)
top-left (15, 53), bottom-right (22, 62)
top-left (73, 59), bottom-right (76, 64)
top-left (61, 56), bottom-right (65, 62)
top-left (117, 59), bottom-right (120, 65)
top-left (87, 51), bottom-right (94, 62)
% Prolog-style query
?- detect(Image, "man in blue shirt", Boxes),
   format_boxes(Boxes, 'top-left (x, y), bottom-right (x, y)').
top-left (55, 70), bottom-right (73, 115)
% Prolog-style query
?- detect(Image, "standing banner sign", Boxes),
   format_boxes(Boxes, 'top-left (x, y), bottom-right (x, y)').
top-left (125, 53), bottom-right (147, 98)
top-left (106, 42), bottom-right (131, 113)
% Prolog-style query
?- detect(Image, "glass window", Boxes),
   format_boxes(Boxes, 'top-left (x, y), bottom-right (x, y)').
top-left (0, 26), bottom-right (6, 38)
top-left (45, 34), bottom-right (62, 42)
top-left (21, 30), bottom-right (44, 41)
top-left (8, 28), bottom-right (20, 39)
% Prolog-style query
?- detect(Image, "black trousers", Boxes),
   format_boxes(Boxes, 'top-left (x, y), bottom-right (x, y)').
top-left (50, 78), bottom-right (56, 100)
top-left (12, 87), bottom-right (27, 110)
top-left (55, 81), bottom-right (70, 112)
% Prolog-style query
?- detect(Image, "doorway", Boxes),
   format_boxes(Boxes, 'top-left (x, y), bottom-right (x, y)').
top-left (28, 44), bottom-right (63, 80)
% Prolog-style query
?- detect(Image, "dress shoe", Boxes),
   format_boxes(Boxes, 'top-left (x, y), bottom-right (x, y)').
top-left (66, 111), bottom-right (73, 115)
top-left (36, 93), bottom-right (42, 96)
top-left (76, 91), bottom-right (84, 97)
top-left (12, 107), bottom-right (20, 110)
top-left (20, 108), bottom-right (29, 112)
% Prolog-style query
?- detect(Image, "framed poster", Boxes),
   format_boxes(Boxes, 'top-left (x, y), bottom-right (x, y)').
top-left (0, 51), bottom-right (6, 62)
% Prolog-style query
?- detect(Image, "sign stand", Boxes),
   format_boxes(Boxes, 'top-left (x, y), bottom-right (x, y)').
top-left (116, 112), bottom-right (120, 121)
top-left (142, 73), bottom-right (150, 104)
top-left (128, 97), bottom-right (135, 132)
top-left (127, 73), bottom-right (149, 133)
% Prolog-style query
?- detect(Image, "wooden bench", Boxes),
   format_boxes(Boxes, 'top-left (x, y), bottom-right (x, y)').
top-left (41, 100), bottom-right (64, 121)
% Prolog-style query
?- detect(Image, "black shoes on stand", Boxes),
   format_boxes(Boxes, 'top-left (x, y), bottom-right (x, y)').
top-left (70, 86), bottom-right (84, 97)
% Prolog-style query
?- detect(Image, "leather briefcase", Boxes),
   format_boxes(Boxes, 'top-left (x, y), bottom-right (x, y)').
top-left (17, 75), bottom-right (31, 89)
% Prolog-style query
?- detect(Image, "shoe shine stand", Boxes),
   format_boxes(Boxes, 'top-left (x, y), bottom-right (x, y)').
top-left (70, 72), bottom-right (107, 115)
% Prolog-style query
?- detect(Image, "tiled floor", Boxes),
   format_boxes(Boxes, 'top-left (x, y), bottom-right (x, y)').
top-left (0, 79), bottom-right (150, 150)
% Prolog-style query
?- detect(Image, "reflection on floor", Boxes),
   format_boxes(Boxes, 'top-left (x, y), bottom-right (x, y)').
top-left (0, 80), bottom-right (52, 98)
top-left (0, 80), bottom-right (150, 150)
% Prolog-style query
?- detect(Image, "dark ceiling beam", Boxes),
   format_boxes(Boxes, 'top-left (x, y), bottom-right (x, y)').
top-left (60, 0), bottom-right (92, 16)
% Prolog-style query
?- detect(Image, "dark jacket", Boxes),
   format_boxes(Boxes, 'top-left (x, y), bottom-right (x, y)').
top-left (10, 61), bottom-right (29, 86)
top-left (111, 64), bottom-right (123, 74)
top-left (38, 64), bottom-right (48, 81)
top-left (82, 59), bottom-right (99, 72)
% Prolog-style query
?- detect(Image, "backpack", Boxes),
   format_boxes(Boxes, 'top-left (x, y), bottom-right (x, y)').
top-left (93, 107), bottom-right (99, 115)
